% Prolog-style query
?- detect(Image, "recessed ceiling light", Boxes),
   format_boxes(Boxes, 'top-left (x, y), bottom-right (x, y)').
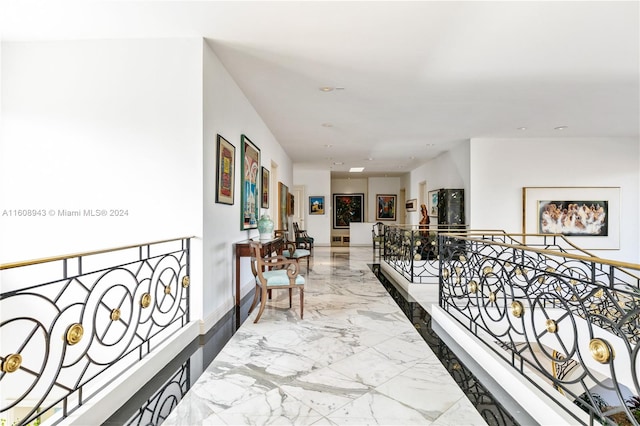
top-left (425, 143), bottom-right (435, 147)
top-left (333, 161), bottom-right (344, 165)
top-left (409, 156), bottom-right (416, 160)
top-left (366, 157), bottom-right (374, 161)
top-left (324, 144), bottom-right (332, 148)
top-left (319, 86), bottom-right (334, 92)
top-left (350, 167), bottom-right (365, 173)
top-left (321, 123), bottom-right (333, 127)
top-left (517, 127), bottom-right (527, 131)
top-left (554, 126), bottom-right (568, 130)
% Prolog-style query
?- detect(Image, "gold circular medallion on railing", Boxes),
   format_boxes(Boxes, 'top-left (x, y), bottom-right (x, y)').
top-left (546, 267), bottom-right (556, 273)
top-left (459, 255), bottom-right (466, 262)
top-left (469, 280), bottom-right (478, 294)
top-left (66, 323), bottom-right (84, 345)
top-left (570, 279), bottom-right (578, 286)
top-left (545, 319), bottom-right (558, 333)
top-left (140, 293), bottom-right (152, 308)
top-left (483, 266), bottom-right (493, 275)
top-left (110, 309), bottom-right (121, 321)
top-left (2, 353), bottom-right (22, 373)
top-left (442, 269), bottom-right (450, 280)
top-left (538, 276), bottom-right (546, 284)
top-left (165, 285), bottom-right (171, 295)
top-left (511, 301), bottom-right (524, 318)
top-left (182, 276), bottom-right (190, 288)
top-left (514, 268), bottom-right (522, 276)
top-left (594, 289), bottom-right (604, 299)
top-left (488, 292), bottom-right (496, 303)
top-left (589, 338), bottom-right (614, 364)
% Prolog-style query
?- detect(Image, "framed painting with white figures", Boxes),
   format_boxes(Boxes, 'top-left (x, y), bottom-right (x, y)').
top-left (522, 186), bottom-right (620, 250)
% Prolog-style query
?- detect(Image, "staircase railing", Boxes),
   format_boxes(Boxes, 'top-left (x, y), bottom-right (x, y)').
top-left (0, 237), bottom-right (192, 426)
top-left (437, 232), bottom-right (640, 425)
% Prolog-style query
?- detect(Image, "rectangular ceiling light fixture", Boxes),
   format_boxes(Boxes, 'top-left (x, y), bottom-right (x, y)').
top-left (349, 167), bottom-right (365, 172)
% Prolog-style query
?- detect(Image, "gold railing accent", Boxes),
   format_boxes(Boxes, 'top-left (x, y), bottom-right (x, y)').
top-left (0, 236), bottom-right (195, 270)
top-left (66, 323), bottom-right (84, 345)
top-left (469, 280), bottom-right (478, 294)
top-left (164, 285), bottom-right (171, 295)
top-left (141, 293), bottom-right (152, 308)
top-left (111, 309), bottom-right (121, 321)
top-left (511, 301), bottom-right (524, 318)
top-left (546, 319), bottom-right (558, 333)
top-left (590, 338), bottom-right (614, 364)
top-left (182, 275), bottom-right (190, 288)
top-left (2, 353), bottom-right (22, 373)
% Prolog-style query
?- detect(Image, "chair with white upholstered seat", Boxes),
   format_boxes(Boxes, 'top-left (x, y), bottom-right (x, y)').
top-left (248, 240), bottom-right (305, 323)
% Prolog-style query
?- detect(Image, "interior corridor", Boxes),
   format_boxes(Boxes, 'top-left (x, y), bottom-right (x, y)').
top-left (163, 246), bottom-right (486, 425)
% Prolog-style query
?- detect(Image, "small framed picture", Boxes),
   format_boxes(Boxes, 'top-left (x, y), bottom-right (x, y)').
top-left (376, 194), bottom-right (397, 221)
top-left (309, 196), bottom-right (325, 215)
top-left (428, 190), bottom-right (439, 217)
top-left (405, 198), bottom-right (417, 212)
top-left (261, 167), bottom-right (269, 208)
top-left (215, 134), bottom-right (235, 205)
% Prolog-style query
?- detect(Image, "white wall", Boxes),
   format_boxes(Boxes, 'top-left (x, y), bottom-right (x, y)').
top-left (202, 40), bottom-right (295, 327)
top-left (293, 168), bottom-right (331, 246)
top-left (0, 39), bottom-right (204, 313)
top-left (469, 137), bottom-right (640, 263)
top-left (408, 141), bottom-right (471, 225)
top-left (1, 39), bottom-right (203, 261)
top-left (368, 177), bottom-right (401, 224)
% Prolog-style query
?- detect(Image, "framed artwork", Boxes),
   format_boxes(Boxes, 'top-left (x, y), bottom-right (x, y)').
top-left (261, 167), bottom-right (269, 208)
top-left (522, 186), bottom-right (620, 249)
top-left (215, 134), bottom-right (235, 205)
top-left (309, 196), bottom-right (325, 215)
top-left (428, 190), bottom-right (439, 217)
top-left (240, 135), bottom-right (260, 230)
top-left (376, 194), bottom-right (397, 221)
top-left (333, 193), bottom-right (364, 229)
top-left (405, 198), bottom-right (417, 212)
top-left (278, 182), bottom-right (288, 231)
top-left (287, 193), bottom-right (294, 216)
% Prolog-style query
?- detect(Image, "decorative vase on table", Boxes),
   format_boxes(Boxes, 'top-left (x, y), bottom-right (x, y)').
top-left (258, 214), bottom-right (275, 241)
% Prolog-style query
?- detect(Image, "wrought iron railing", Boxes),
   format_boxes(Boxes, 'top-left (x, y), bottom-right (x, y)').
top-left (437, 232), bottom-right (640, 425)
top-left (0, 237), bottom-right (192, 426)
top-left (384, 224), bottom-right (470, 283)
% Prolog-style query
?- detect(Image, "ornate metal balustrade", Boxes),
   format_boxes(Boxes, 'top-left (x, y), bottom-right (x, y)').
top-left (384, 224), bottom-right (471, 283)
top-left (0, 237), bottom-right (192, 426)
top-left (437, 233), bottom-right (640, 425)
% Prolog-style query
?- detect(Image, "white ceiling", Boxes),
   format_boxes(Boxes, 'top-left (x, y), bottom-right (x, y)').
top-left (2, 1), bottom-right (638, 177)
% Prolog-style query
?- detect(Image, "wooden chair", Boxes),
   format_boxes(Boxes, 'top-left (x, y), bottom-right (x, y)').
top-left (292, 222), bottom-right (314, 255)
top-left (372, 222), bottom-right (385, 257)
top-left (275, 229), bottom-right (311, 272)
top-left (248, 240), bottom-right (305, 323)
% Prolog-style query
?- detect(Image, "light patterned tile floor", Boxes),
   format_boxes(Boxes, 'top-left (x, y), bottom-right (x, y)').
top-left (163, 246), bottom-right (486, 425)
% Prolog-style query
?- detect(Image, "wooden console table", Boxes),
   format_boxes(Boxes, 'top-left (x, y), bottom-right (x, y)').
top-left (233, 237), bottom-right (284, 328)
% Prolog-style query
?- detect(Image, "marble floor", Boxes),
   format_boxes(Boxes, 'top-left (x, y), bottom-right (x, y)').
top-left (163, 246), bottom-right (486, 426)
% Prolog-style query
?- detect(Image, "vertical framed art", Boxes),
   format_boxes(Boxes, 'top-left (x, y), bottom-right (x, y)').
top-left (261, 167), bottom-right (269, 208)
top-left (215, 134), bottom-right (235, 205)
top-left (428, 190), bottom-right (439, 217)
top-left (240, 135), bottom-right (260, 230)
top-left (278, 182), bottom-right (288, 230)
top-left (309, 196), bottom-right (325, 215)
top-left (376, 194), bottom-right (397, 220)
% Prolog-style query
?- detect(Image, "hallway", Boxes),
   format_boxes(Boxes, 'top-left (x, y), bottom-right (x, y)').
top-left (163, 246), bottom-right (485, 425)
